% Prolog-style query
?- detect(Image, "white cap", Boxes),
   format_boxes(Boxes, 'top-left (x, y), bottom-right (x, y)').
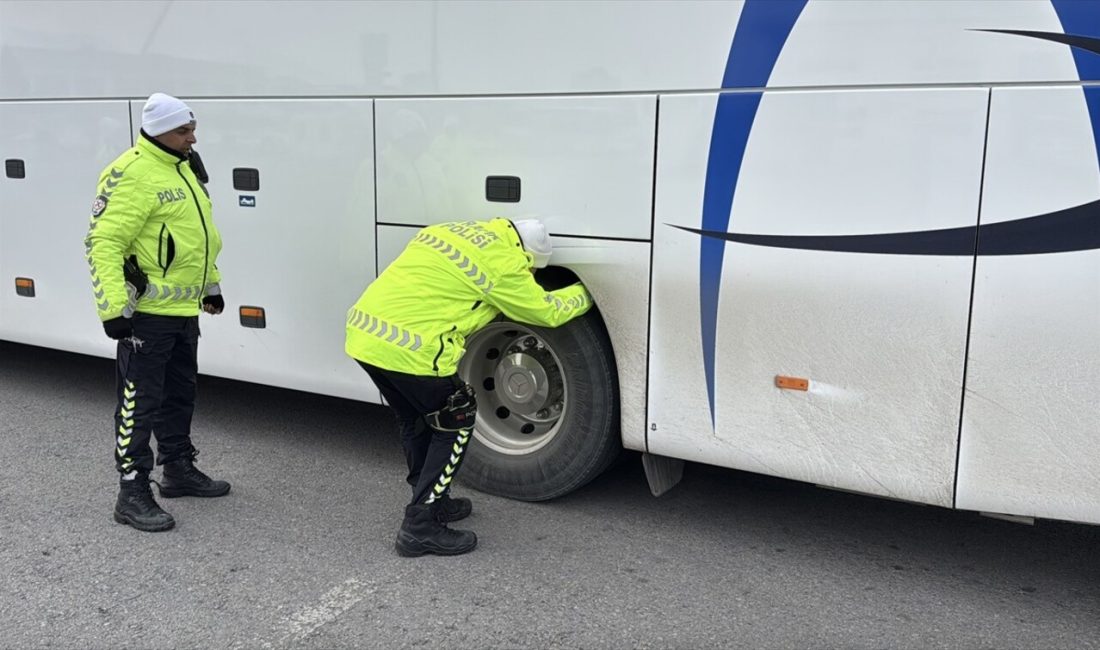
top-left (141, 93), bottom-right (195, 137)
top-left (513, 219), bottom-right (553, 269)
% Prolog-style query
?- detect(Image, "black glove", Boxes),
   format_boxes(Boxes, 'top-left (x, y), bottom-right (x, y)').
top-left (202, 294), bottom-right (224, 314)
top-left (103, 316), bottom-right (132, 340)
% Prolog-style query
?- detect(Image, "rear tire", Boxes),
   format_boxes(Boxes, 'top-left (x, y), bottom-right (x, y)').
top-left (458, 310), bottom-right (621, 501)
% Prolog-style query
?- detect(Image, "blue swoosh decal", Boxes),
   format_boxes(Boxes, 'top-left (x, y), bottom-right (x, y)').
top-left (674, 197), bottom-right (1100, 256)
top-left (700, 0), bottom-right (806, 427)
top-left (1052, 0), bottom-right (1100, 82)
top-left (977, 29), bottom-right (1100, 56)
top-left (1052, 0), bottom-right (1100, 173)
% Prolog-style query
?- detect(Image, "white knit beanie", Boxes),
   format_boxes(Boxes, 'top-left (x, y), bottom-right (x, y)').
top-left (141, 93), bottom-right (195, 136)
top-left (513, 219), bottom-right (553, 269)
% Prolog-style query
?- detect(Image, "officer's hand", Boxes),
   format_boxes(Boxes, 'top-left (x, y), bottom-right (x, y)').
top-left (202, 294), bottom-right (224, 315)
top-left (103, 317), bottom-right (133, 340)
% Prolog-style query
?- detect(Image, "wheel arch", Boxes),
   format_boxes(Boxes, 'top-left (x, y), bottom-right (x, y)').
top-left (536, 247), bottom-right (650, 455)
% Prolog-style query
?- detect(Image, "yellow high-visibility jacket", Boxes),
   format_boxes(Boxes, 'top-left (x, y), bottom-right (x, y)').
top-left (85, 134), bottom-right (222, 320)
top-left (346, 219), bottom-right (592, 376)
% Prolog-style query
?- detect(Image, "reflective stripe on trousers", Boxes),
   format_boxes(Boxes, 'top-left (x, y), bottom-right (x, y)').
top-left (116, 380), bottom-right (138, 472)
top-left (424, 428), bottom-right (472, 504)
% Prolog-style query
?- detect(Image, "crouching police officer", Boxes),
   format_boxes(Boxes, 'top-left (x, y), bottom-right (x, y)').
top-left (346, 218), bottom-right (592, 557)
top-left (84, 93), bottom-right (229, 532)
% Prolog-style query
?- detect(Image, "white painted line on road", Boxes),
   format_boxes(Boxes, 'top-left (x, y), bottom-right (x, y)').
top-left (263, 578), bottom-right (372, 648)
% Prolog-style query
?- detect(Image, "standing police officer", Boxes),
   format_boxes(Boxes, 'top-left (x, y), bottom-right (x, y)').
top-left (85, 93), bottom-right (230, 532)
top-left (346, 218), bottom-right (592, 556)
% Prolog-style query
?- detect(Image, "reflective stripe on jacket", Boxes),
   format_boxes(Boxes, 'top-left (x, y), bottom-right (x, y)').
top-left (345, 218), bottom-right (592, 376)
top-left (85, 134), bottom-right (222, 320)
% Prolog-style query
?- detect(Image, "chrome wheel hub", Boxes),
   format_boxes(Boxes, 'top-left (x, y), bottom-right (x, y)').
top-left (459, 324), bottom-right (567, 455)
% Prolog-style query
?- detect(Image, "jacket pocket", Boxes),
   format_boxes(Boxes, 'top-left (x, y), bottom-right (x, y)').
top-left (432, 326), bottom-right (458, 372)
top-left (157, 224), bottom-right (176, 278)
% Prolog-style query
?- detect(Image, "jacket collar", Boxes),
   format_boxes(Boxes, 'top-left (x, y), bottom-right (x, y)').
top-left (493, 218), bottom-right (525, 250)
top-left (137, 130), bottom-right (187, 165)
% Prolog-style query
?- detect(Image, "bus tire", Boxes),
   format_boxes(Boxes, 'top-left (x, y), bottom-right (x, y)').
top-left (457, 309), bottom-right (621, 501)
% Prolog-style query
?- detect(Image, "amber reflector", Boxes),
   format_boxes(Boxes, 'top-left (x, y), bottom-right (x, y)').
top-left (775, 375), bottom-right (809, 391)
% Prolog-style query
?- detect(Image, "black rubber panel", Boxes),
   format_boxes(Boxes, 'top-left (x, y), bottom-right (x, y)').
top-left (485, 175), bottom-right (520, 202)
top-left (5, 159), bottom-right (25, 179)
top-left (233, 167), bottom-right (259, 191)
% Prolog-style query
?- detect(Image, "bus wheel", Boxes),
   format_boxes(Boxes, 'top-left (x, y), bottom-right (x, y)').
top-left (457, 310), bottom-right (621, 501)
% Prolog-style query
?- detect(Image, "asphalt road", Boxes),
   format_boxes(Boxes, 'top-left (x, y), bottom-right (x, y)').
top-left (0, 340), bottom-right (1097, 649)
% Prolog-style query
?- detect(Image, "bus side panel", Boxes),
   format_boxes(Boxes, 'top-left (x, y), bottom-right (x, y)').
top-left (375, 96), bottom-right (655, 241)
top-left (0, 1), bottom-right (1084, 98)
top-left (957, 87), bottom-right (1100, 525)
top-left (0, 101), bottom-right (130, 358)
top-left (650, 89), bottom-right (988, 507)
top-left (771, 0), bottom-right (1077, 89)
top-left (128, 100), bottom-right (380, 403)
top-left (0, 1), bottom-right (740, 98)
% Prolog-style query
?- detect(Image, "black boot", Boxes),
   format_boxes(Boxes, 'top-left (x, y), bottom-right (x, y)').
top-left (114, 476), bottom-right (175, 532)
top-left (395, 504), bottom-right (477, 557)
top-left (159, 454), bottom-right (231, 498)
top-left (433, 493), bottom-right (473, 523)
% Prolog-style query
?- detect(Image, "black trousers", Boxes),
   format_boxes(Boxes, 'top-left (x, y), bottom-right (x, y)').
top-left (358, 362), bottom-right (472, 505)
top-left (113, 314), bottom-right (200, 475)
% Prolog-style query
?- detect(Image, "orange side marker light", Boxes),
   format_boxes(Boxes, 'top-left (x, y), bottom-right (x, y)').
top-left (775, 375), bottom-right (809, 391)
top-left (239, 306), bottom-right (266, 329)
top-left (15, 277), bottom-right (35, 297)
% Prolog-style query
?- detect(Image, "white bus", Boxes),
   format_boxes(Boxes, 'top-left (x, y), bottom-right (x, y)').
top-left (1, 0), bottom-right (1097, 524)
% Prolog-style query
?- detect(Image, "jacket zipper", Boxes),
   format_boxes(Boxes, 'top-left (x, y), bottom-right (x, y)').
top-left (158, 224), bottom-right (175, 278)
top-left (157, 223), bottom-right (167, 276)
top-left (176, 161), bottom-right (209, 309)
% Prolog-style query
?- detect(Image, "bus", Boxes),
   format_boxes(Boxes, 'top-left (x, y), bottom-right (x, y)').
top-left (1, 0), bottom-right (1097, 525)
